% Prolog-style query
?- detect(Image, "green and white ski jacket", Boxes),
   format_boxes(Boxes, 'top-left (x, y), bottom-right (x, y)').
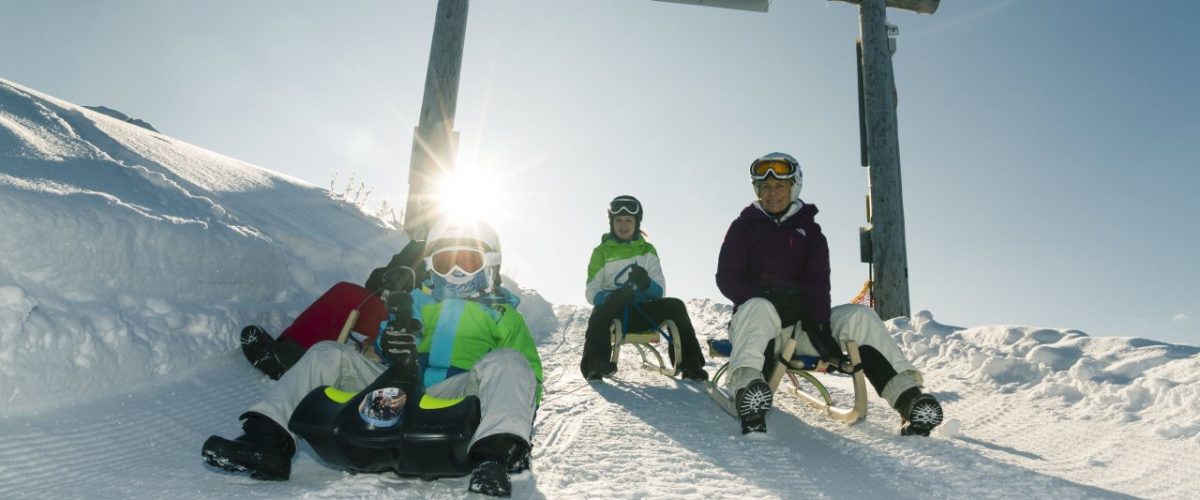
top-left (584, 233), bottom-right (666, 306)
top-left (411, 288), bottom-right (544, 403)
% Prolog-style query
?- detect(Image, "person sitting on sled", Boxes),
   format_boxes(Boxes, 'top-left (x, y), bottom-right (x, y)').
top-left (579, 195), bottom-right (708, 381)
top-left (716, 152), bottom-right (943, 436)
top-left (238, 238), bottom-right (429, 379)
top-left (202, 218), bottom-right (543, 497)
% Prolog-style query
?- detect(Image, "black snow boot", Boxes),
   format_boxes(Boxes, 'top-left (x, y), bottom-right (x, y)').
top-left (240, 326), bottom-right (304, 380)
top-left (680, 366), bottom-right (709, 382)
top-left (468, 434), bottom-right (530, 496)
top-left (583, 361), bottom-right (617, 381)
top-left (735, 379), bottom-right (773, 434)
top-left (469, 460), bottom-right (510, 497)
top-left (895, 387), bottom-right (944, 436)
top-left (201, 412), bottom-right (295, 480)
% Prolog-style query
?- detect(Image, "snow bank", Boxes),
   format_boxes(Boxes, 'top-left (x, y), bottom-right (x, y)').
top-left (0, 77), bottom-right (407, 415)
top-left (891, 310), bottom-right (1200, 442)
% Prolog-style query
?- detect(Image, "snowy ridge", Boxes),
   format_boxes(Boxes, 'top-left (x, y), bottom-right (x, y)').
top-left (0, 77), bottom-right (405, 415)
top-left (1, 78), bottom-right (1198, 498)
top-left (895, 310), bottom-right (1200, 442)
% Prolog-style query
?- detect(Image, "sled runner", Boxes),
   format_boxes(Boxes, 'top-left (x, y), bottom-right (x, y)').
top-left (610, 318), bottom-right (683, 377)
top-left (704, 338), bottom-right (869, 424)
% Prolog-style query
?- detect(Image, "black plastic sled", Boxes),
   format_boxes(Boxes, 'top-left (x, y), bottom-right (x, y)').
top-left (288, 363), bottom-right (481, 480)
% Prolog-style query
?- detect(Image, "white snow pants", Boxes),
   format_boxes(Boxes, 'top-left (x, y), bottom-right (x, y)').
top-left (248, 341), bottom-right (538, 450)
top-left (726, 300), bottom-right (923, 406)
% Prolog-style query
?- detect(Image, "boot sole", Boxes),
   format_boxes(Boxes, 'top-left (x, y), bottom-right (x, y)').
top-left (901, 397), bottom-right (944, 436)
top-left (201, 436), bottom-right (290, 481)
top-left (736, 380), bottom-right (773, 434)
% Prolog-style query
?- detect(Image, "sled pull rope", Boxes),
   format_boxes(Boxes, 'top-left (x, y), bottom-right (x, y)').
top-left (624, 297), bottom-right (673, 343)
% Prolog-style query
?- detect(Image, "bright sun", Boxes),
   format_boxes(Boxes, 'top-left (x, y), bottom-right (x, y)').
top-left (435, 164), bottom-right (507, 223)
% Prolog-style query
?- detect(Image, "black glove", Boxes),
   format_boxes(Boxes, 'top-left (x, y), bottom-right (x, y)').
top-left (627, 264), bottom-right (651, 291)
top-left (761, 289), bottom-right (803, 329)
top-left (378, 320), bottom-right (420, 365)
top-left (378, 291), bottom-right (420, 365)
top-left (801, 320), bottom-right (851, 372)
top-left (604, 286), bottom-right (635, 312)
top-left (366, 239), bottom-right (427, 295)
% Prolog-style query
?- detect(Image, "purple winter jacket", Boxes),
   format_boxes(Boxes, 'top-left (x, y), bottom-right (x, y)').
top-left (715, 202), bottom-right (832, 324)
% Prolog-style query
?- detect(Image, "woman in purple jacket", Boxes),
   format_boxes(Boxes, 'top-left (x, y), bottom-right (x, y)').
top-left (715, 152), bottom-right (943, 436)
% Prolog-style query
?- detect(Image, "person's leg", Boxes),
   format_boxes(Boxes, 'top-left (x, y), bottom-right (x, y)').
top-left (246, 341), bottom-right (387, 439)
top-left (727, 298), bottom-right (783, 390)
top-left (204, 341), bottom-right (385, 479)
top-left (426, 349), bottom-right (538, 450)
top-left (426, 349), bottom-right (537, 496)
top-left (579, 305), bottom-right (619, 378)
top-left (790, 304), bottom-right (941, 434)
top-left (279, 282), bottom-right (377, 348)
top-left (726, 298), bottom-right (782, 434)
top-left (628, 298), bottom-right (707, 378)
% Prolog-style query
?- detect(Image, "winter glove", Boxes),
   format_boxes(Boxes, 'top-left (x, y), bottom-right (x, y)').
top-left (378, 320), bottom-right (421, 365)
top-left (377, 290), bottom-right (420, 366)
top-left (801, 320), bottom-right (853, 373)
top-left (627, 264), bottom-right (651, 291)
top-left (603, 286), bottom-right (636, 312)
top-left (761, 289), bottom-right (804, 329)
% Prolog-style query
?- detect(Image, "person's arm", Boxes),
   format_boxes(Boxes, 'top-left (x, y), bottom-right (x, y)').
top-left (585, 246), bottom-right (612, 305)
top-left (716, 220), bottom-right (759, 306)
top-left (637, 249), bottom-right (665, 299)
top-left (801, 220), bottom-right (832, 324)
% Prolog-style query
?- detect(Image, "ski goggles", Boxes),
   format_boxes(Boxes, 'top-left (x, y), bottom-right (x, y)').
top-left (750, 158), bottom-right (799, 181)
top-left (426, 246), bottom-right (490, 277)
top-left (608, 198), bottom-right (641, 216)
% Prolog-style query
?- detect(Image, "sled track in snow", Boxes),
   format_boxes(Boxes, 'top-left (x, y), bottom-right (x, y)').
top-left (0, 308), bottom-right (1190, 498)
top-left (0, 353), bottom-right (264, 499)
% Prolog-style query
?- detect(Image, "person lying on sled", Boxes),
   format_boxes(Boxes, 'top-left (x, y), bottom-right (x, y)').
top-left (202, 218), bottom-right (543, 497)
top-left (716, 152), bottom-right (943, 436)
top-left (239, 238), bottom-right (429, 379)
top-left (579, 195), bottom-right (708, 381)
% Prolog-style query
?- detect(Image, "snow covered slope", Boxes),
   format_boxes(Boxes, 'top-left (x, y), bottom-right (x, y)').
top-left (0, 76), bottom-right (407, 415)
top-left (1, 77), bottom-right (1197, 499)
top-left (0, 303), bottom-right (1195, 499)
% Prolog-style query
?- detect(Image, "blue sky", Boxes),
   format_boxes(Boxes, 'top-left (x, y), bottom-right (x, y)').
top-left (3, 0), bottom-right (1196, 345)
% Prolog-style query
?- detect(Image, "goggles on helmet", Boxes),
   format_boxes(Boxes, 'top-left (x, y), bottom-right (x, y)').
top-left (750, 158), bottom-right (799, 181)
top-left (608, 198), bottom-right (641, 216)
top-left (427, 246), bottom-right (487, 278)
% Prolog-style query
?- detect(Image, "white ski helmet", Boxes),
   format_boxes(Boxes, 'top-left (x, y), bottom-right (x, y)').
top-left (750, 152), bottom-right (803, 201)
top-left (424, 218), bottom-right (502, 299)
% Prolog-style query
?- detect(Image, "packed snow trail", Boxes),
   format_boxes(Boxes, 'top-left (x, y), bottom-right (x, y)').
top-left (3, 306), bottom-right (1179, 499)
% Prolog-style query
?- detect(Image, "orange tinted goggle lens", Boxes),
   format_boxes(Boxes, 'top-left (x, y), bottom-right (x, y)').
top-left (751, 160), bottom-right (796, 179)
top-left (431, 249), bottom-right (484, 275)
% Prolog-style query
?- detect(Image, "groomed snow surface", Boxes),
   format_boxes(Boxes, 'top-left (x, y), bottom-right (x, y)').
top-left (2, 77), bottom-right (1197, 499)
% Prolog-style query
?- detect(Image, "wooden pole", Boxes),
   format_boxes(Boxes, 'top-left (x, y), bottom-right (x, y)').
top-left (859, 0), bottom-right (910, 319)
top-left (403, 0), bottom-right (469, 240)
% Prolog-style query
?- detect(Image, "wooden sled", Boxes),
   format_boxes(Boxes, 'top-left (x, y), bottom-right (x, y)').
top-left (610, 318), bottom-right (684, 377)
top-left (704, 338), bottom-right (869, 424)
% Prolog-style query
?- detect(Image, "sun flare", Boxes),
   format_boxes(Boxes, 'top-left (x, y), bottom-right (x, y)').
top-left (435, 163), bottom-right (508, 224)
